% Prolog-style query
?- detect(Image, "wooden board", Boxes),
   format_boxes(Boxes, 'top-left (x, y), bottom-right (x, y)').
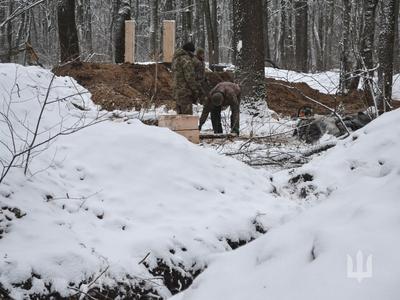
top-left (125, 20), bottom-right (136, 63)
top-left (163, 20), bottom-right (176, 63)
top-left (158, 115), bottom-right (198, 131)
top-left (175, 129), bottom-right (200, 144)
top-left (158, 115), bottom-right (199, 144)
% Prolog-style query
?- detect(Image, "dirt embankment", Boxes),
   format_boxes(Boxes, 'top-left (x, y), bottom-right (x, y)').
top-left (55, 62), bottom-right (399, 116)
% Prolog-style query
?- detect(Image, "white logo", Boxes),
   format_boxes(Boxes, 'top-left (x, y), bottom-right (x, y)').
top-left (347, 251), bottom-right (373, 283)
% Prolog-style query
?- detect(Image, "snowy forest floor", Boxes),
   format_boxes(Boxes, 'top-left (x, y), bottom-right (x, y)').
top-left (55, 61), bottom-right (400, 171)
top-left (1, 63), bottom-right (400, 300)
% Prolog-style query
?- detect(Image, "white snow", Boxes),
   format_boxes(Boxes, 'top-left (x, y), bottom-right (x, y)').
top-left (2, 63), bottom-right (399, 300)
top-left (265, 67), bottom-right (400, 101)
top-left (265, 67), bottom-right (340, 94)
top-left (172, 107), bottom-right (400, 300)
top-left (0, 64), bottom-right (301, 299)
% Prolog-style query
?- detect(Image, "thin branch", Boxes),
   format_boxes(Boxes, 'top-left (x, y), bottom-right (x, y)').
top-left (0, 0), bottom-right (46, 29)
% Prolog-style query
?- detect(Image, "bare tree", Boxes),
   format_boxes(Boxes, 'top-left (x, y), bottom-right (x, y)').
top-left (150, 0), bottom-right (159, 57)
top-left (57, 0), bottom-right (80, 63)
top-left (114, 0), bottom-right (131, 63)
top-left (294, 0), bottom-right (308, 72)
top-left (339, 0), bottom-right (352, 94)
top-left (377, 0), bottom-right (397, 112)
top-left (204, 0), bottom-right (219, 64)
top-left (76, 0), bottom-right (93, 57)
top-left (236, 0), bottom-right (265, 102)
top-left (360, 0), bottom-right (378, 93)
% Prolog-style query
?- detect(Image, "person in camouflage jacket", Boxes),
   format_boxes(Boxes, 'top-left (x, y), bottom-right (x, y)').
top-left (193, 48), bottom-right (210, 104)
top-left (171, 42), bottom-right (201, 115)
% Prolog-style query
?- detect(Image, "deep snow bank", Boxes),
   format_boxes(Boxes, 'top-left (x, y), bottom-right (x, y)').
top-left (172, 108), bottom-right (400, 300)
top-left (0, 64), bottom-right (300, 299)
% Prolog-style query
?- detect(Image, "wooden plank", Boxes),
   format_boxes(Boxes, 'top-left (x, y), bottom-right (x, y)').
top-left (175, 129), bottom-right (200, 144)
top-left (125, 20), bottom-right (136, 63)
top-left (158, 115), bottom-right (198, 131)
top-left (163, 20), bottom-right (176, 63)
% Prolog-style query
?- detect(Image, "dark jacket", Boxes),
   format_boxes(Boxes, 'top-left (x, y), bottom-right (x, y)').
top-left (171, 49), bottom-right (201, 105)
top-left (199, 82), bottom-right (241, 133)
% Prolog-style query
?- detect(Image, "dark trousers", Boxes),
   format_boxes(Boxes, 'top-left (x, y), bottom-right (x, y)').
top-left (211, 106), bottom-right (223, 134)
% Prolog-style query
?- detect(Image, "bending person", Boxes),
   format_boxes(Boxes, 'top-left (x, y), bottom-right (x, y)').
top-left (199, 82), bottom-right (241, 135)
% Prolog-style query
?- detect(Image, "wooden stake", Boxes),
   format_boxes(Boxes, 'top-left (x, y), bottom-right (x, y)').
top-left (125, 20), bottom-right (136, 63)
top-left (163, 20), bottom-right (176, 63)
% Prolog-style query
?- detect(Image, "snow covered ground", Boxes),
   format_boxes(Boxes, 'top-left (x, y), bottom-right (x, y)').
top-left (0, 64), bottom-right (302, 299)
top-left (1, 64), bottom-right (399, 300)
top-left (172, 107), bottom-right (400, 300)
top-left (265, 67), bottom-right (400, 101)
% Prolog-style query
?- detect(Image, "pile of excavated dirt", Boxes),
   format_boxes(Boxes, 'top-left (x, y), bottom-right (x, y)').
top-left (54, 62), bottom-right (175, 111)
top-left (55, 62), bottom-right (399, 116)
top-left (264, 78), bottom-right (394, 116)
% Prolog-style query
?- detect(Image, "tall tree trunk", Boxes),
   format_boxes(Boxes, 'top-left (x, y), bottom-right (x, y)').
top-left (211, 0), bottom-right (219, 63)
top-left (57, 0), bottom-right (80, 63)
top-left (76, 0), bottom-right (93, 57)
top-left (236, 0), bottom-right (265, 102)
top-left (287, 0), bottom-right (295, 69)
top-left (263, 0), bottom-right (271, 62)
top-left (164, 0), bottom-right (175, 20)
top-left (294, 0), bottom-right (308, 72)
top-left (232, 0), bottom-right (239, 65)
top-left (360, 0), bottom-right (378, 94)
top-left (0, 5), bottom-right (6, 62)
top-left (313, 0), bottom-right (323, 71)
top-left (340, 0), bottom-right (352, 94)
top-left (6, 0), bottom-right (14, 62)
top-left (182, 0), bottom-right (193, 43)
top-left (204, 0), bottom-right (219, 64)
top-left (114, 1), bottom-right (131, 63)
top-left (392, 0), bottom-right (400, 73)
top-left (194, 0), bottom-right (206, 49)
top-left (279, 0), bottom-right (287, 67)
top-left (150, 0), bottom-right (159, 57)
top-left (377, 0), bottom-right (397, 112)
top-left (324, 0), bottom-right (334, 69)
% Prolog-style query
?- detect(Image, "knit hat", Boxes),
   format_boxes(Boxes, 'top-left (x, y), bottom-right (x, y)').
top-left (182, 42), bottom-right (195, 53)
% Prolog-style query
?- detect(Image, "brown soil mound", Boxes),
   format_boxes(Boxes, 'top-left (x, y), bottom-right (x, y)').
top-left (267, 78), bottom-right (378, 116)
top-left (54, 62), bottom-right (399, 115)
top-left (54, 62), bottom-right (175, 111)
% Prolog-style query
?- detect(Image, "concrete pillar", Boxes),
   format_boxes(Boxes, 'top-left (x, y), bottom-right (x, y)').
top-left (125, 20), bottom-right (136, 63)
top-left (163, 20), bottom-right (176, 63)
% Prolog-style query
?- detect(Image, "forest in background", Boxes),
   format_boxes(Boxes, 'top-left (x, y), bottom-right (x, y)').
top-left (0, 1), bottom-right (399, 70)
top-left (0, 0), bottom-right (399, 108)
